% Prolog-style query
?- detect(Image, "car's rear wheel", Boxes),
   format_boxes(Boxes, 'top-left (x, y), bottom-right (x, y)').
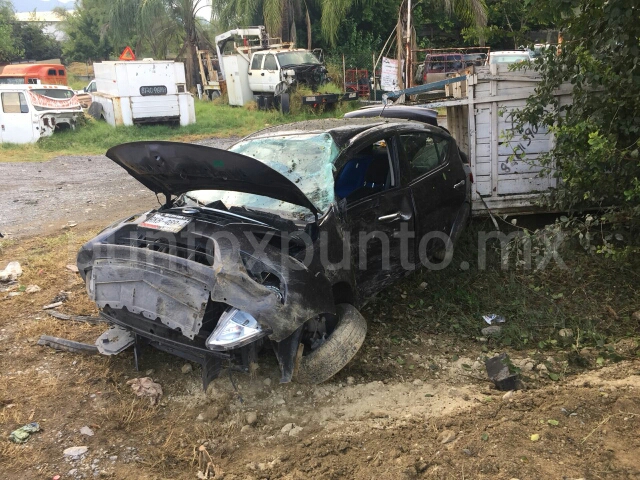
top-left (295, 304), bottom-right (367, 384)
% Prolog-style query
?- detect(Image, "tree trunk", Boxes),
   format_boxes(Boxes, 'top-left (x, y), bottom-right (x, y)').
top-left (306, 8), bottom-right (312, 50)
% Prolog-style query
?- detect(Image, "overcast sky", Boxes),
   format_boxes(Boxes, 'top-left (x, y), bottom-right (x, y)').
top-left (10, 0), bottom-right (213, 19)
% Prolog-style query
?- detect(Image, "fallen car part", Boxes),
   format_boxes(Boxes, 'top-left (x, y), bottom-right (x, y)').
top-left (296, 304), bottom-right (367, 384)
top-left (37, 335), bottom-right (99, 355)
top-left (485, 353), bottom-right (519, 391)
top-left (96, 326), bottom-right (135, 355)
top-left (45, 310), bottom-right (107, 325)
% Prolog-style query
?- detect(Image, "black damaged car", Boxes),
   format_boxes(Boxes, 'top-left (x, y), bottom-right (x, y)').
top-left (77, 118), bottom-right (471, 388)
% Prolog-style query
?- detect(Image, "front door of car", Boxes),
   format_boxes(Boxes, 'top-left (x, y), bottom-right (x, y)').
top-left (337, 135), bottom-right (416, 299)
top-left (397, 131), bottom-right (467, 259)
top-left (248, 53), bottom-right (264, 92)
top-left (261, 54), bottom-right (280, 93)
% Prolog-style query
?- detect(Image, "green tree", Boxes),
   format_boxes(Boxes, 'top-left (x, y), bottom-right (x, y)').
top-left (0, 1), bottom-right (22, 63)
top-left (508, 0), bottom-right (640, 224)
top-left (16, 21), bottom-right (63, 61)
top-left (212, 0), bottom-right (487, 47)
top-left (56, 0), bottom-right (114, 62)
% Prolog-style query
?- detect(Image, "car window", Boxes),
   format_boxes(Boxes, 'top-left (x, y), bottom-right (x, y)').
top-left (335, 138), bottom-right (395, 203)
top-left (250, 54), bottom-right (263, 70)
top-left (1, 92), bottom-right (28, 113)
top-left (399, 133), bottom-right (449, 180)
top-left (47, 69), bottom-right (57, 76)
top-left (263, 54), bottom-right (277, 71)
top-left (58, 69), bottom-right (65, 76)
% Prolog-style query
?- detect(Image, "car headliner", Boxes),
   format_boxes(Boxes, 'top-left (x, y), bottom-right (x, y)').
top-left (242, 117), bottom-right (447, 148)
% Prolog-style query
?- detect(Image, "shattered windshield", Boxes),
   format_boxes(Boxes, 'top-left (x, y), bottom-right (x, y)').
top-left (182, 133), bottom-right (339, 219)
top-left (277, 51), bottom-right (321, 66)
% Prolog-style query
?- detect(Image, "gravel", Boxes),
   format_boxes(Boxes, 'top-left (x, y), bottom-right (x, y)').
top-left (0, 137), bottom-right (238, 238)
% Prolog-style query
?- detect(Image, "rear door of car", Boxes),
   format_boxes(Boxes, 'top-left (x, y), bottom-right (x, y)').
top-left (397, 128), bottom-right (467, 257)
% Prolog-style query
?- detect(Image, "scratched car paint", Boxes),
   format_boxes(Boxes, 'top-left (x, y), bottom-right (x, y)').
top-left (77, 118), bottom-right (471, 388)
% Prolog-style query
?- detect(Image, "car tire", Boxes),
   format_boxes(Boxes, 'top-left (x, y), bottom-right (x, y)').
top-left (295, 303), bottom-right (367, 385)
top-left (280, 93), bottom-right (290, 114)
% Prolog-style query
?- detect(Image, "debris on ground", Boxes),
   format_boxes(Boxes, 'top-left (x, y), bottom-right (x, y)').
top-left (79, 426), bottom-right (94, 437)
top-left (66, 264), bottom-right (79, 273)
top-left (9, 422), bottom-right (40, 443)
top-left (126, 377), bottom-right (163, 405)
top-left (197, 444), bottom-right (223, 479)
top-left (482, 314), bottom-right (506, 325)
top-left (37, 335), bottom-right (99, 354)
top-left (42, 302), bottom-right (63, 310)
top-left (63, 446), bottom-right (88, 459)
top-left (46, 310), bottom-right (106, 325)
top-left (50, 291), bottom-right (70, 303)
top-left (181, 363), bottom-right (193, 374)
top-left (0, 262), bottom-right (22, 282)
top-left (95, 326), bottom-right (135, 355)
top-left (25, 285), bottom-right (41, 294)
top-left (485, 353), bottom-right (519, 391)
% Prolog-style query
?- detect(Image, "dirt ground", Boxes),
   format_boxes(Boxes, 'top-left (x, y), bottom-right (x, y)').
top-left (1, 145), bottom-right (640, 479)
top-left (1, 231), bottom-right (639, 480)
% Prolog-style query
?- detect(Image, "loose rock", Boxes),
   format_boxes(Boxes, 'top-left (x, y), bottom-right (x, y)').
top-left (245, 412), bottom-right (258, 425)
top-left (281, 423), bottom-right (294, 434)
top-left (346, 376), bottom-right (355, 386)
top-left (412, 379), bottom-right (423, 386)
top-left (63, 446), bottom-right (88, 459)
top-left (0, 261), bottom-right (22, 282)
top-left (289, 426), bottom-right (303, 437)
top-left (25, 285), bottom-right (41, 294)
top-left (502, 390), bottom-right (514, 401)
top-left (438, 430), bottom-right (456, 444)
top-left (79, 426), bottom-right (94, 437)
top-left (263, 378), bottom-right (272, 386)
top-left (181, 363), bottom-right (193, 374)
top-left (481, 326), bottom-right (502, 337)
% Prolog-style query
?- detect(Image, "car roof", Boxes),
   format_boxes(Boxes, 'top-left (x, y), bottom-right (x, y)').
top-left (243, 117), bottom-right (444, 148)
top-left (344, 105), bottom-right (438, 127)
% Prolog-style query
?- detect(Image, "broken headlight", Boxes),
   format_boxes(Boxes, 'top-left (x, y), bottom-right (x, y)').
top-left (205, 308), bottom-right (267, 350)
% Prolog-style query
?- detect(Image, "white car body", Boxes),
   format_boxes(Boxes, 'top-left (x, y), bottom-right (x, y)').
top-left (0, 84), bottom-right (82, 144)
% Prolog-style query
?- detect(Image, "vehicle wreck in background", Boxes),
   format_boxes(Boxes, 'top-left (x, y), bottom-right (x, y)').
top-left (0, 85), bottom-right (82, 144)
top-left (214, 26), bottom-right (356, 112)
top-left (77, 118), bottom-right (471, 388)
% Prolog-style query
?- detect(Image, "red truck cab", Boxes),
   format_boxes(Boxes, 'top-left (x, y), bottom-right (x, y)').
top-left (0, 64), bottom-right (68, 86)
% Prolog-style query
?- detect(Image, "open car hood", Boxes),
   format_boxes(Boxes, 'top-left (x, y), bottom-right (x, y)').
top-left (106, 141), bottom-right (318, 215)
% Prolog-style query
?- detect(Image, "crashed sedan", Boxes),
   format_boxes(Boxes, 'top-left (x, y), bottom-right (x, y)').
top-left (77, 118), bottom-right (471, 387)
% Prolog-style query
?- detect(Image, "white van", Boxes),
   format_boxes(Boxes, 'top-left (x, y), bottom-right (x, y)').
top-left (0, 84), bottom-right (82, 144)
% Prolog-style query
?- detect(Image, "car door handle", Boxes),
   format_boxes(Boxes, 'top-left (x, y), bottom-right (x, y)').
top-left (454, 180), bottom-right (466, 190)
top-left (378, 212), bottom-right (411, 223)
top-left (261, 72), bottom-right (265, 76)
top-left (248, 72), bottom-right (252, 75)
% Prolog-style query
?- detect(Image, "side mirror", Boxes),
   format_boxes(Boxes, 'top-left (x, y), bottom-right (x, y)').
top-left (83, 87), bottom-right (88, 92)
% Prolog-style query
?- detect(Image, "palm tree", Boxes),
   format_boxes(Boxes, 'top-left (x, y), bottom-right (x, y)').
top-left (213, 0), bottom-right (487, 47)
top-left (109, 0), bottom-right (211, 89)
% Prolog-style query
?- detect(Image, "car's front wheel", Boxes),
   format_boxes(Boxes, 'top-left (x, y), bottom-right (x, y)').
top-left (295, 304), bottom-right (367, 384)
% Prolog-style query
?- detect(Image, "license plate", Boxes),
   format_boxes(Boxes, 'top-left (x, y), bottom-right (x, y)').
top-left (140, 85), bottom-right (168, 96)
top-left (140, 213), bottom-right (190, 233)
